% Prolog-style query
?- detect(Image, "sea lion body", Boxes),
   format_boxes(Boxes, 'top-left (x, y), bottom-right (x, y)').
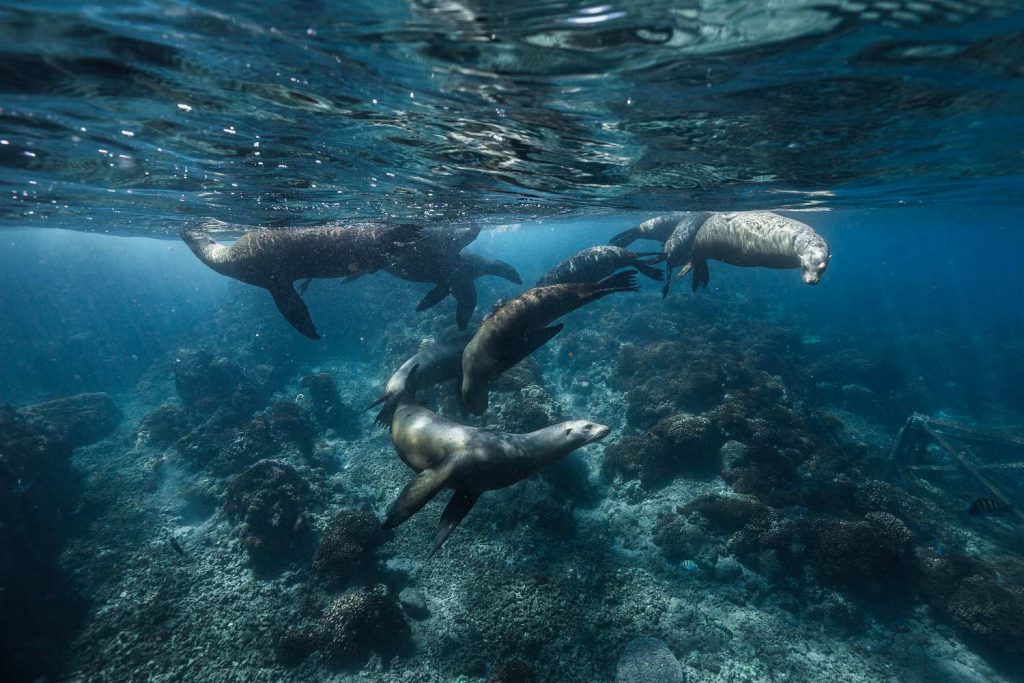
top-left (609, 212), bottom-right (704, 248)
top-left (385, 369), bottom-right (610, 555)
top-left (182, 222), bottom-right (422, 339)
top-left (369, 329), bottom-right (474, 427)
top-left (384, 226), bottom-right (522, 329)
top-left (662, 211), bottom-right (831, 295)
top-left (461, 271), bottom-right (639, 415)
top-left (537, 246), bottom-right (665, 286)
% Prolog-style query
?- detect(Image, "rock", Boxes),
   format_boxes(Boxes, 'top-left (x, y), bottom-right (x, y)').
top-left (398, 587), bottom-right (430, 620)
top-left (137, 403), bottom-right (189, 447)
top-left (274, 626), bottom-right (317, 666)
top-left (615, 637), bottom-right (684, 683)
top-left (21, 392), bottom-right (121, 447)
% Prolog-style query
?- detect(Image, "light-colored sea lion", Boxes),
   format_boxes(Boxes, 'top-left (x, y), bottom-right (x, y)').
top-left (609, 212), bottom-right (706, 248)
top-left (366, 328), bottom-right (474, 427)
top-left (384, 367), bottom-right (610, 557)
top-left (536, 246), bottom-right (666, 286)
top-left (662, 211), bottom-right (831, 296)
top-left (182, 221), bottom-right (423, 340)
top-left (461, 270), bottom-right (639, 415)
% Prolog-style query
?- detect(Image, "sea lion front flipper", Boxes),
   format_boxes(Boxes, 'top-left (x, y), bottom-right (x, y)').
top-left (428, 489), bottom-right (481, 559)
top-left (496, 324), bottom-right (564, 375)
top-left (269, 284), bottom-right (321, 340)
top-left (692, 259), bottom-right (710, 291)
top-left (416, 283), bottom-right (452, 312)
top-left (383, 463), bottom-right (454, 529)
top-left (451, 277), bottom-right (477, 330)
top-left (297, 278), bottom-right (312, 295)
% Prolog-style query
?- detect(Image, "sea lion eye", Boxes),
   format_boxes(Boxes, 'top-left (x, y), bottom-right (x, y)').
top-left (565, 427), bottom-right (572, 434)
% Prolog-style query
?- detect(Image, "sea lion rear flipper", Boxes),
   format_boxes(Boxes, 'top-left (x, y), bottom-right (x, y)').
top-left (371, 394), bottom-right (399, 428)
top-left (609, 227), bottom-right (639, 248)
top-left (594, 270), bottom-right (640, 296)
top-left (633, 261), bottom-right (665, 282)
top-left (451, 277), bottom-right (477, 330)
top-left (383, 463), bottom-right (453, 529)
top-left (428, 490), bottom-right (480, 560)
top-left (692, 259), bottom-right (709, 291)
top-left (662, 263), bottom-right (693, 299)
top-left (269, 284), bottom-right (321, 340)
top-left (416, 284), bottom-right (452, 312)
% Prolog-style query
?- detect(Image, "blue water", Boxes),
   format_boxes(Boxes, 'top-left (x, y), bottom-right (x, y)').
top-left (2, 2), bottom-right (1024, 682)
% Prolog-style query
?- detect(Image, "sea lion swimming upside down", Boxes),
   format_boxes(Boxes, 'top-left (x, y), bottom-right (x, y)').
top-left (182, 221), bottom-right (423, 339)
top-left (384, 366), bottom-right (610, 557)
top-left (662, 211), bottom-right (831, 296)
top-left (460, 270), bottom-right (640, 415)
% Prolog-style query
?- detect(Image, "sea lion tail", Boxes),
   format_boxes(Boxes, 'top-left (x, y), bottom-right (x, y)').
top-left (609, 227), bottom-right (639, 248)
top-left (594, 269), bottom-right (640, 295)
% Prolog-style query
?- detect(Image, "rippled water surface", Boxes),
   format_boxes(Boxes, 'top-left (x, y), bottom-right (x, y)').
top-left (1, 0), bottom-right (1023, 234)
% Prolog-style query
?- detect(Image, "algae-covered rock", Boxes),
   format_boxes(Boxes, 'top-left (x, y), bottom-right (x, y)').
top-left (21, 392), bottom-right (121, 447)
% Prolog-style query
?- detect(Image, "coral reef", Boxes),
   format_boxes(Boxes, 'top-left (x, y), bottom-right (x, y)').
top-left (311, 508), bottom-right (385, 589)
top-left (224, 460), bottom-right (312, 568)
top-left (488, 659), bottom-right (537, 683)
top-left (300, 372), bottom-right (361, 439)
top-left (317, 588), bottom-right (410, 669)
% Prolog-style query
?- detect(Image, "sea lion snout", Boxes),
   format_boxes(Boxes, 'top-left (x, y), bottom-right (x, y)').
top-left (561, 420), bottom-right (611, 446)
top-left (800, 246), bottom-right (830, 285)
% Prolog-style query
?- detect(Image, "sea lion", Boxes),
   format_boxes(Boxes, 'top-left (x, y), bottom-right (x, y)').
top-left (461, 270), bottom-right (639, 415)
top-left (366, 328), bottom-right (474, 427)
top-left (182, 221), bottom-right (423, 340)
top-left (662, 211), bottom-right (831, 296)
top-left (384, 366), bottom-right (610, 557)
top-left (609, 212), bottom-right (705, 248)
top-left (384, 225), bottom-right (522, 329)
top-left (536, 246), bottom-right (666, 286)
top-left (410, 251), bottom-right (523, 329)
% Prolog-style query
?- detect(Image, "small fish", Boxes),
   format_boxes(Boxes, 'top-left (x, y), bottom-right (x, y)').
top-left (169, 535), bottom-right (186, 556)
top-left (968, 498), bottom-right (1012, 516)
top-left (680, 560), bottom-right (698, 572)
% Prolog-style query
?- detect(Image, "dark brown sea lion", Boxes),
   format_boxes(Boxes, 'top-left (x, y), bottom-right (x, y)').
top-left (384, 367), bottom-right (610, 557)
top-left (367, 328), bottom-right (474, 427)
top-left (408, 251), bottom-right (523, 330)
top-left (536, 246), bottom-right (665, 286)
top-left (182, 221), bottom-right (422, 339)
top-left (662, 211), bottom-right (831, 296)
top-left (460, 270), bottom-right (639, 415)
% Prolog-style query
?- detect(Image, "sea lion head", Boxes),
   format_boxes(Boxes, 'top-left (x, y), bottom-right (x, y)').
top-left (799, 242), bottom-right (830, 285)
top-left (555, 420), bottom-right (611, 448)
